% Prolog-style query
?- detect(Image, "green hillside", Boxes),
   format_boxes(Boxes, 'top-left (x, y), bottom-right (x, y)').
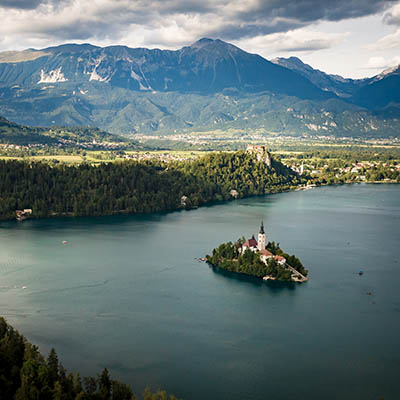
top-left (1, 87), bottom-right (399, 138)
top-left (0, 316), bottom-right (178, 400)
top-left (0, 150), bottom-right (301, 220)
top-left (0, 116), bottom-right (127, 145)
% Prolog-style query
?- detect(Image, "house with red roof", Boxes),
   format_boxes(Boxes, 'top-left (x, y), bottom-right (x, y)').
top-left (259, 249), bottom-right (273, 263)
top-left (274, 255), bottom-right (287, 266)
top-left (241, 221), bottom-right (267, 253)
top-left (242, 235), bottom-right (258, 252)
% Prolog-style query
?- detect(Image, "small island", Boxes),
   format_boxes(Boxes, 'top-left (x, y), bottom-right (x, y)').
top-left (206, 222), bottom-right (308, 282)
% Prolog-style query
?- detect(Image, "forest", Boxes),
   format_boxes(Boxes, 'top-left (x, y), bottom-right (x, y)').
top-left (0, 151), bottom-right (302, 220)
top-left (0, 317), bottom-right (178, 400)
top-left (206, 240), bottom-right (307, 281)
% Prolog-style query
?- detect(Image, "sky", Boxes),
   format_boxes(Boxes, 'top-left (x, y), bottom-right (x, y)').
top-left (0, 0), bottom-right (399, 78)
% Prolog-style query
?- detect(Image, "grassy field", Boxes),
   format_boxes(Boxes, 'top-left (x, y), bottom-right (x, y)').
top-left (31, 155), bottom-right (84, 163)
top-left (1, 140), bottom-right (399, 165)
top-left (0, 150), bottom-right (216, 164)
top-left (0, 155), bottom-right (84, 163)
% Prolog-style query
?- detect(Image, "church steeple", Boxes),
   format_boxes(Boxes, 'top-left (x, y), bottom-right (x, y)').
top-left (258, 221), bottom-right (266, 251)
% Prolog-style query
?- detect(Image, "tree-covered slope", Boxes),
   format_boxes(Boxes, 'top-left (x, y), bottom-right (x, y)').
top-left (0, 316), bottom-right (178, 400)
top-left (0, 151), bottom-right (301, 220)
top-left (1, 88), bottom-right (399, 138)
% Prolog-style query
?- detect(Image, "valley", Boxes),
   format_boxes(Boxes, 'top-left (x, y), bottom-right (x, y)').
top-left (2, 1), bottom-right (400, 399)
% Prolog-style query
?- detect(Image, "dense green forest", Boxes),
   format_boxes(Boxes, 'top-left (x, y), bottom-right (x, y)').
top-left (0, 151), bottom-right (302, 220)
top-left (0, 317), bottom-right (179, 400)
top-left (206, 240), bottom-right (307, 281)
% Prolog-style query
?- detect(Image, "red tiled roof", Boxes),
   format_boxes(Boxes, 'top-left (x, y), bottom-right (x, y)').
top-left (244, 238), bottom-right (257, 247)
top-left (274, 255), bottom-right (286, 262)
top-left (259, 249), bottom-right (273, 257)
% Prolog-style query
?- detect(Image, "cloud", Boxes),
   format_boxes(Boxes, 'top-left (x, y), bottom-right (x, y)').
top-left (0, 0), bottom-right (68, 10)
top-left (369, 28), bottom-right (400, 50)
top-left (234, 29), bottom-right (349, 56)
top-left (0, 1), bottom-right (217, 48)
top-left (0, 0), bottom-right (396, 51)
top-left (207, 0), bottom-right (396, 39)
top-left (365, 55), bottom-right (400, 70)
top-left (0, 0), bottom-right (44, 9)
top-left (366, 56), bottom-right (390, 69)
top-left (383, 2), bottom-right (400, 24)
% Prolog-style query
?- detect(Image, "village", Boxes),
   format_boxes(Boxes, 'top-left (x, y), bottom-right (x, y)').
top-left (286, 158), bottom-right (400, 183)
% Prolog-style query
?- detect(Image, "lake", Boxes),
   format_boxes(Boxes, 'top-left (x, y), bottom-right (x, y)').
top-left (1, 184), bottom-right (399, 400)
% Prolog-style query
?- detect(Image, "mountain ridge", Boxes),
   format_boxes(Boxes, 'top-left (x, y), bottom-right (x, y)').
top-left (271, 56), bottom-right (373, 97)
top-left (0, 38), bottom-right (333, 99)
top-left (0, 38), bottom-right (398, 138)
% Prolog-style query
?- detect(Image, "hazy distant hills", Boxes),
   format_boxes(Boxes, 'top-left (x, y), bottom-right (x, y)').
top-left (272, 56), bottom-right (400, 111)
top-left (351, 66), bottom-right (400, 109)
top-left (0, 38), bottom-right (399, 138)
top-left (271, 56), bottom-right (367, 98)
top-left (0, 116), bottom-right (126, 145)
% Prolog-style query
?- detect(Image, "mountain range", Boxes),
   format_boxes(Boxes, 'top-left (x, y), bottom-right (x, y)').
top-left (0, 38), bottom-right (399, 138)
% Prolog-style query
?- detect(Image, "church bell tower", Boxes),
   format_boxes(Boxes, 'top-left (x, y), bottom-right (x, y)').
top-left (258, 221), bottom-right (266, 251)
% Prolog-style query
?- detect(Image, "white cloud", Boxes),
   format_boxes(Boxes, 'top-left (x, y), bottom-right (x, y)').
top-left (0, 0), bottom-right (397, 78)
top-left (383, 2), bottom-right (400, 24)
top-left (366, 56), bottom-right (389, 68)
top-left (365, 55), bottom-right (400, 70)
top-left (0, 0), bottom-right (395, 51)
top-left (369, 28), bottom-right (400, 50)
top-left (233, 29), bottom-right (349, 57)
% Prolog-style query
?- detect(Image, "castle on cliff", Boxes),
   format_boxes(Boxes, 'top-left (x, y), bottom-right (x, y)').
top-left (246, 145), bottom-right (271, 168)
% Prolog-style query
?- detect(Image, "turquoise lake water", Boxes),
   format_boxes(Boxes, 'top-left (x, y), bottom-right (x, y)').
top-left (1, 184), bottom-right (399, 400)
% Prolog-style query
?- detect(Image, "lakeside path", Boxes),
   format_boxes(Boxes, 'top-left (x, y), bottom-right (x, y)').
top-left (286, 264), bottom-right (308, 282)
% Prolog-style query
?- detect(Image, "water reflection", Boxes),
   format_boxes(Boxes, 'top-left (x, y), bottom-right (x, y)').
top-left (208, 264), bottom-right (297, 291)
top-left (1, 184), bottom-right (399, 400)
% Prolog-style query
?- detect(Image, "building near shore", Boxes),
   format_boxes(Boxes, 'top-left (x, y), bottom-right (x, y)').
top-left (242, 235), bottom-right (258, 252)
top-left (15, 208), bottom-right (32, 221)
top-left (241, 222), bottom-right (286, 266)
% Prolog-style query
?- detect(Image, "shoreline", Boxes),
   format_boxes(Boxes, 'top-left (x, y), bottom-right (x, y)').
top-left (206, 261), bottom-right (308, 284)
top-left (2, 180), bottom-right (399, 223)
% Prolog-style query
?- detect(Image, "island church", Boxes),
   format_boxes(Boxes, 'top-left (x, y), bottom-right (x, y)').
top-left (240, 221), bottom-right (286, 266)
